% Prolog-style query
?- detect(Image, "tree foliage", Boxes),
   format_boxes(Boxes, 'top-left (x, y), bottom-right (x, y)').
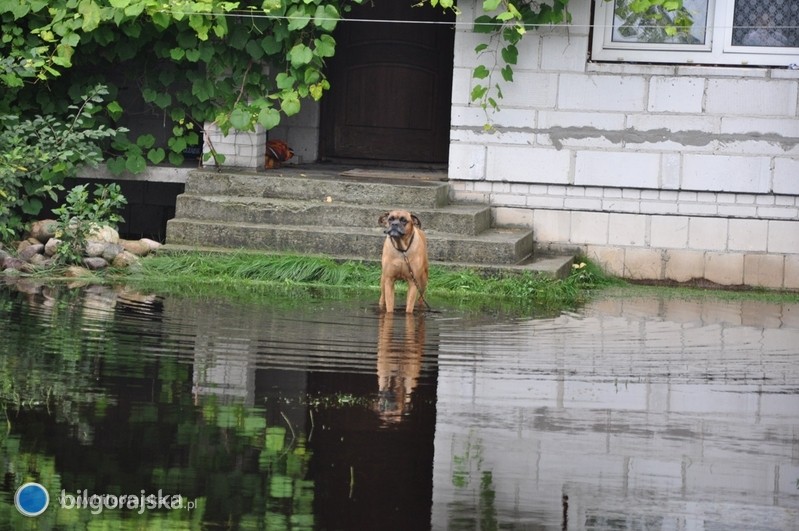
top-left (0, 0), bottom-right (363, 172)
top-left (0, 84), bottom-right (122, 241)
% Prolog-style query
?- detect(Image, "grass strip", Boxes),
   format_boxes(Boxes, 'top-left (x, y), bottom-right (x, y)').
top-left (123, 250), bottom-right (616, 311)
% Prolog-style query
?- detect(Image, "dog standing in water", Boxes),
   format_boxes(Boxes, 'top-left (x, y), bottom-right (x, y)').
top-left (378, 210), bottom-right (429, 313)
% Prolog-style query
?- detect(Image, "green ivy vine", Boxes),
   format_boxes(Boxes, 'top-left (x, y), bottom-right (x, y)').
top-left (426, 0), bottom-right (693, 128)
top-left (0, 0), bottom-right (364, 172)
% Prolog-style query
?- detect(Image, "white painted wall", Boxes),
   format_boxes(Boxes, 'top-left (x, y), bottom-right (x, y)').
top-left (448, 1), bottom-right (799, 289)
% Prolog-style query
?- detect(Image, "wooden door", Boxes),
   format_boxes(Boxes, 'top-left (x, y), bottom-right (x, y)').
top-left (320, 1), bottom-right (454, 164)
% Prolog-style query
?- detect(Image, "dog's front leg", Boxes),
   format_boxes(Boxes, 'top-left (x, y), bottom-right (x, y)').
top-left (380, 274), bottom-right (396, 313)
top-left (405, 282), bottom-right (418, 313)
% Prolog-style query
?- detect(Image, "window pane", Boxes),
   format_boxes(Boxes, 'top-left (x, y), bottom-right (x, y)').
top-left (611, 0), bottom-right (709, 44)
top-left (732, 0), bottom-right (799, 47)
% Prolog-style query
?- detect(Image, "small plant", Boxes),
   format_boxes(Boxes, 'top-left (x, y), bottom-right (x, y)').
top-left (52, 183), bottom-right (127, 265)
top-left (0, 85), bottom-right (125, 242)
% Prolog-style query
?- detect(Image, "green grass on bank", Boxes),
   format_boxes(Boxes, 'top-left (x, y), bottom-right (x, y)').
top-left (122, 251), bottom-right (617, 311)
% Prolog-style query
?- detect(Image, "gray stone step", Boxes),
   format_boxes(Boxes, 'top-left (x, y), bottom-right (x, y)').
top-left (183, 169), bottom-right (450, 208)
top-left (166, 218), bottom-right (534, 265)
top-left (174, 195), bottom-right (492, 235)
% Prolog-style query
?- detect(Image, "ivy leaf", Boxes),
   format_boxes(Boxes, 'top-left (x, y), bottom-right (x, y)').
top-left (229, 107), bottom-right (252, 131)
top-left (286, 5), bottom-right (311, 31)
top-left (168, 151), bottom-right (184, 166)
top-left (192, 79), bottom-right (215, 102)
top-left (257, 107), bottom-right (281, 130)
top-left (501, 65), bottom-right (514, 82)
top-left (501, 44), bottom-right (518, 65)
top-left (482, 0), bottom-right (502, 12)
top-left (151, 11), bottom-right (170, 29)
top-left (136, 134), bottom-right (156, 149)
top-left (314, 4), bottom-right (339, 32)
top-left (246, 39), bottom-right (264, 60)
top-left (261, 36), bottom-right (281, 55)
top-left (78, 0), bottom-right (102, 32)
top-left (474, 43), bottom-right (489, 53)
top-left (186, 49), bottom-right (201, 62)
top-left (276, 73), bottom-right (295, 90)
top-left (473, 15), bottom-right (496, 34)
top-left (472, 65), bottom-right (490, 79)
top-left (289, 44), bottom-right (313, 68)
top-left (125, 154), bottom-right (147, 174)
top-left (147, 148), bottom-right (166, 164)
top-left (281, 95), bottom-right (301, 116)
top-left (314, 34), bottom-right (335, 57)
top-left (107, 157), bottom-right (127, 175)
top-left (470, 84), bottom-right (488, 101)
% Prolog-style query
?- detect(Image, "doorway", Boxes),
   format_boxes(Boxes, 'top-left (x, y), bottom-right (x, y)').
top-left (320, 1), bottom-right (455, 165)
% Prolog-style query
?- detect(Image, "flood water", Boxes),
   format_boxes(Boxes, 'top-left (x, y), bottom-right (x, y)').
top-left (1, 279), bottom-right (798, 530)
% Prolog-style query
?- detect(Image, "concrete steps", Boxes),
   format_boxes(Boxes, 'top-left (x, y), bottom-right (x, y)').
top-left (166, 167), bottom-right (572, 273)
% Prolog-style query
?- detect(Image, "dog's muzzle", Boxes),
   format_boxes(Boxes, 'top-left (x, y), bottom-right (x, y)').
top-left (385, 225), bottom-right (404, 238)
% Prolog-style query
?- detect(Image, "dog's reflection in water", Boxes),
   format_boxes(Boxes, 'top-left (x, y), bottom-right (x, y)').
top-left (375, 313), bottom-right (425, 424)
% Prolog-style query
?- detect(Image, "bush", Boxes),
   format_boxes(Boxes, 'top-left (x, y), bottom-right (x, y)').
top-left (52, 183), bottom-right (127, 265)
top-left (0, 84), bottom-right (124, 242)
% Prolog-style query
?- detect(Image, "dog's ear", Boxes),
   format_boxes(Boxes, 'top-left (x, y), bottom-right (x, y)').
top-left (411, 214), bottom-right (422, 229)
top-left (378, 212), bottom-right (389, 226)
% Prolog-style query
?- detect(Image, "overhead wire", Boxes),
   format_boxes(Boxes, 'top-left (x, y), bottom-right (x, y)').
top-left (149, 8), bottom-right (799, 32)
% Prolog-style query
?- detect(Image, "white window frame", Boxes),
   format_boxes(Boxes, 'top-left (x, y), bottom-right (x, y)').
top-left (591, 0), bottom-right (799, 67)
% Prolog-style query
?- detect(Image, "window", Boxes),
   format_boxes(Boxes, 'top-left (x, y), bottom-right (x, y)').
top-left (591, 0), bottom-right (799, 66)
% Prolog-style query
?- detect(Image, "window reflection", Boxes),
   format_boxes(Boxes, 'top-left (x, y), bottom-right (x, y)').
top-left (732, 0), bottom-right (798, 48)
top-left (611, 0), bottom-right (708, 44)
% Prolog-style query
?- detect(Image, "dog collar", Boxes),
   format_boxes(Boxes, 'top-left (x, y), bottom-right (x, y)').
top-left (390, 231), bottom-right (415, 254)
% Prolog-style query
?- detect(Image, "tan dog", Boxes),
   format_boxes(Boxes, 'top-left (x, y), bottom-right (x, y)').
top-left (378, 210), bottom-right (429, 313)
top-left (375, 313), bottom-right (425, 423)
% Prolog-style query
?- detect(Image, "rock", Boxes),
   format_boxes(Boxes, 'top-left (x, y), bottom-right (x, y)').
top-left (139, 238), bottom-right (162, 253)
top-left (64, 265), bottom-right (92, 278)
top-left (102, 243), bottom-right (124, 262)
top-left (120, 239), bottom-right (151, 257)
top-left (44, 238), bottom-right (61, 257)
top-left (0, 248), bottom-right (9, 262)
top-left (17, 240), bottom-right (33, 254)
top-left (3, 257), bottom-right (34, 273)
top-left (83, 257), bottom-right (109, 270)
top-left (29, 219), bottom-right (59, 243)
top-left (88, 225), bottom-right (119, 244)
top-left (84, 241), bottom-right (107, 258)
top-left (27, 253), bottom-right (47, 266)
top-left (112, 250), bottom-right (139, 268)
top-left (19, 243), bottom-right (44, 261)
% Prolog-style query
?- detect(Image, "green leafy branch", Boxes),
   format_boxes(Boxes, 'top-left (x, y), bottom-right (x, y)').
top-left (0, 0), bottom-right (363, 174)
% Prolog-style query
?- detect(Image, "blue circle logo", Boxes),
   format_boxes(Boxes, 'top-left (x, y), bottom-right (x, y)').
top-left (14, 482), bottom-right (50, 517)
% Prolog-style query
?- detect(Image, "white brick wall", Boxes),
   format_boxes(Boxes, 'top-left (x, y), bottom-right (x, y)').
top-left (448, 0), bottom-right (799, 289)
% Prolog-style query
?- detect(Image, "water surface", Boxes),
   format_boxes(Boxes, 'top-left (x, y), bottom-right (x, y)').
top-left (0, 279), bottom-right (797, 530)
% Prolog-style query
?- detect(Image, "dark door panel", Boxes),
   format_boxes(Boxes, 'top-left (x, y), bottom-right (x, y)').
top-left (321, 2), bottom-right (454, 164)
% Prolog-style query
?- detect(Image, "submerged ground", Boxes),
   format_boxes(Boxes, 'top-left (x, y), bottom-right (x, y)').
top-left (0, 268), bottom-right (797, 529)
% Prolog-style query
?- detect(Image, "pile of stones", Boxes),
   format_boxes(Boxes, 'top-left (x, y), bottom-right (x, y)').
top-left (0, 219), bottom-right (161, 275)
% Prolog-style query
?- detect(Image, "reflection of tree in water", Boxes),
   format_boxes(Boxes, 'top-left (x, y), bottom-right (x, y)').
top-left (0, 283), bottom-right (315, 529)
top-left (448, 433), bottom-right (499, 530)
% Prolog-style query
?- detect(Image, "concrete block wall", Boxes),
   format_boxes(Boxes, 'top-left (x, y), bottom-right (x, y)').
top-left (203, 122), bottom-right (266, 169)
top-left (202, 100), bottom-right (318, 169)
top-left (449, 1), bottom-right (799, 289)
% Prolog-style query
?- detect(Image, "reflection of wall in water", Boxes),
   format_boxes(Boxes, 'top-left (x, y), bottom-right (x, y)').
top-left (431, 298), bottom-right (799, 529)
